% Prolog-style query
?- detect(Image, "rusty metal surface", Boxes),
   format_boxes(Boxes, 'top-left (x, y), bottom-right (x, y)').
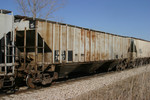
top-left (0, 15), bottom-right (146, 85)
top-left (37, 20), bottom-right (133, 64)
top-left (136, 39), bottom-right (150, 58)
top-left (14, 19), bottom-right (150, 68)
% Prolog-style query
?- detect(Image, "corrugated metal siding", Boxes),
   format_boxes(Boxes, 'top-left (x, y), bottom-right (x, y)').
top-left (113, 35), bottom-right (116, 59)
top-left (149, 43), bottom-right (150, 57)
top-left (97, 32), bottom-right (100, 61)
top-left (36, 20), bottom-right (150, 64)
top-left (124, 38), bottom-right (128, 58)
top-left (85, 30), bottom-right (90, 62)
top-left (132, 39), bottom-right (150, 59)
top-left (100, 33), bottom-right (105, 60)
top-left (109, 35), bottom-right (112, 60)
top-left (81, 29), bottom-right (85, 62)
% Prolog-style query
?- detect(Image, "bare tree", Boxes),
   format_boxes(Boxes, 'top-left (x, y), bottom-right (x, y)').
top-left (15, 0), bottom-right (65, 19)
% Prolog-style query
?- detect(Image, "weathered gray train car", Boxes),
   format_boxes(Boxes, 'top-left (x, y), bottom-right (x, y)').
top-left (133, 38), bottom-right (150, 64)
top-left (0, 10), bottom-right (15, 89)
top-left (14, 16), bottom-right (150, 88)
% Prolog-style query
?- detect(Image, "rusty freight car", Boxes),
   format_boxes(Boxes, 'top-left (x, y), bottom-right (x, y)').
top-left (0, 10), bottom-right (150, 89)
top-left (14, 15), bottom-right (150, 88)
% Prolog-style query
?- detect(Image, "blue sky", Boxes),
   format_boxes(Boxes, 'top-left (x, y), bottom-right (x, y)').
top-left (0, 0), bottom-right (150, 40)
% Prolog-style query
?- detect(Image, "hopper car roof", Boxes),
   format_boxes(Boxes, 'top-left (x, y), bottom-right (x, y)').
top-left (0, 9), bottom-right (12, 14)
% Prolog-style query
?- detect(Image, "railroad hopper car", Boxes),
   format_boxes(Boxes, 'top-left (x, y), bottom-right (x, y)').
top-left (14, 15), bottom-right (150, 88)
top-left (0, 10), bottom-right (150, 89)
top-left (0, 10), bottom-right (15, 89)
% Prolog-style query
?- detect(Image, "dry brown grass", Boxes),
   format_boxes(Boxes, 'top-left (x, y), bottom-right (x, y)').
top-left (73, 66), bottom-right (150, 100)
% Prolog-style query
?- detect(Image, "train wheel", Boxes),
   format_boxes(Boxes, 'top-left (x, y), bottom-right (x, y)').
top-left (26, 75), bottom-right (36, 88)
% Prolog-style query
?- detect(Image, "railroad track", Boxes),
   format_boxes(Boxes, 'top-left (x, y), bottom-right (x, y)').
top-left (1, 65), bottom-right (149, 100)
top-left (0, 70), bottom-right (116, 97)
top-left (0, 66), bottom-right (141, 98)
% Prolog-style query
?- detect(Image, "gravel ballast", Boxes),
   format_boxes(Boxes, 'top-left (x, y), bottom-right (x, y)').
top-left (1, 65), bottom-right (150, 100)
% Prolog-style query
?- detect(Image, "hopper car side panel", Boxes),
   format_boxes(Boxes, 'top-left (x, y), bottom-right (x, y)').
top-left (136, 40), bottom-right (150, 58)
top-left (37, 20), bottom-right (135, 64)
